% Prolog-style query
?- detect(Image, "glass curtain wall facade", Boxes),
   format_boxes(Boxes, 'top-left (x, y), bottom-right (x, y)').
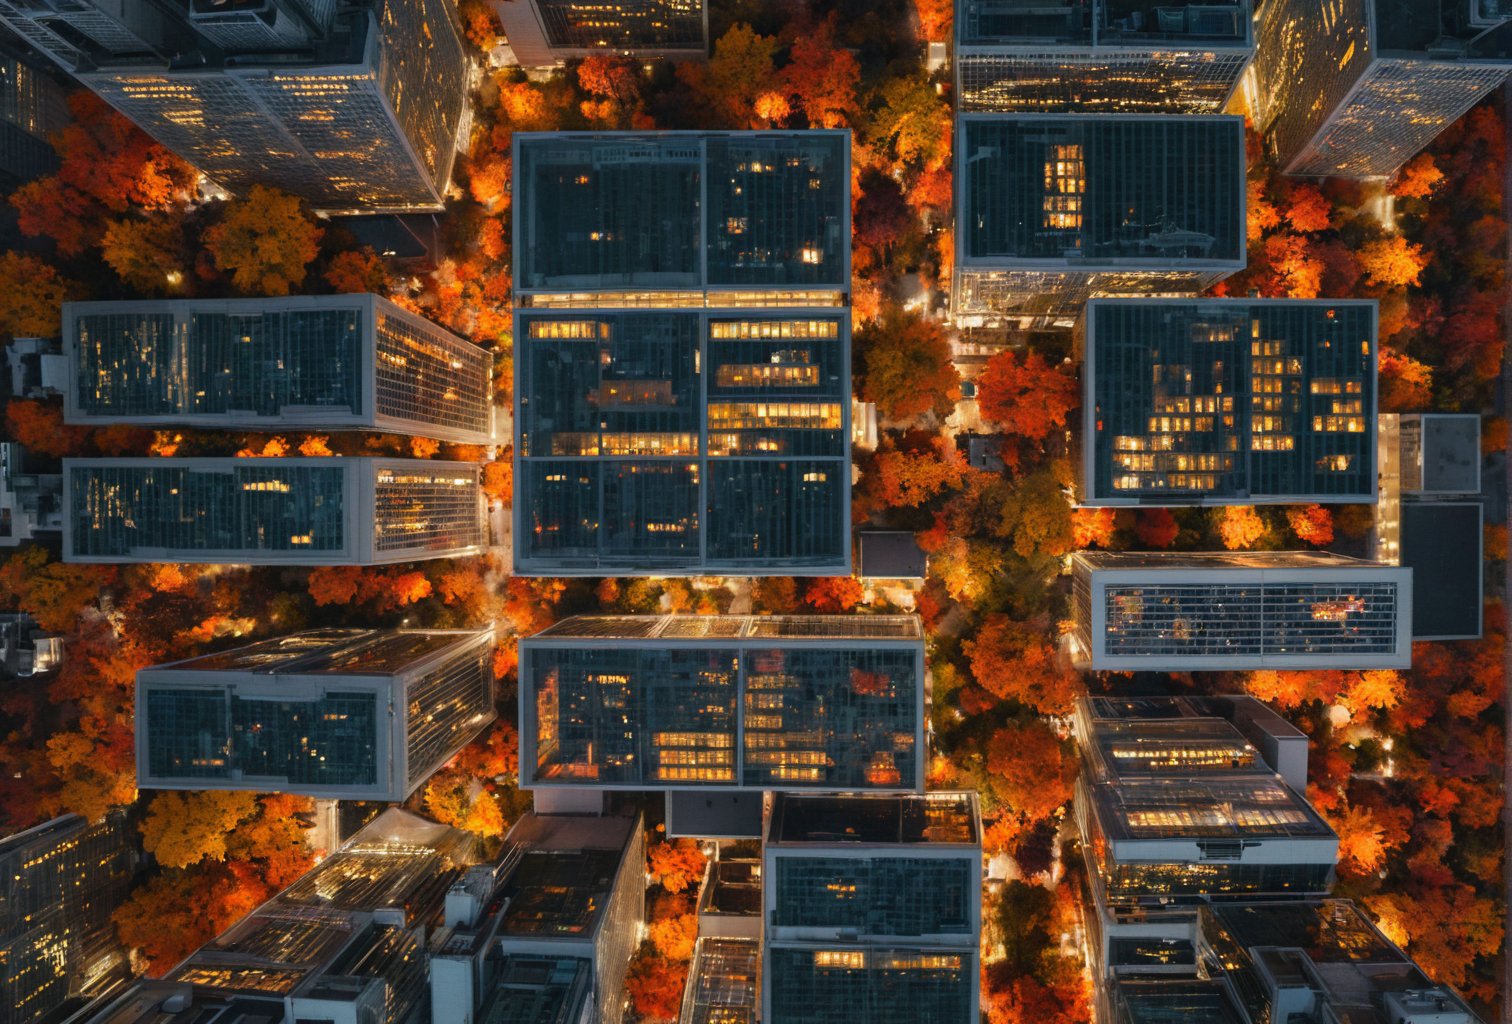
top-left (492, 0), bottom-right (707, 66)
top-left (516, 311), bottom-right (847, 573)
top-left (63, 457), bottom-right (485, 564)
top-left (79, 809), bottom-right (477, 1024)
top-left (513, 133), bottom-right (851, 575)
top-left (0, 813), bottom-right (136, 1024)
top-left (954, 115), bottom-right (1245, 320)
top-left (48, 0), bottom-right (469, 211)
top-left (956, 0), bottom-right (1254, 114)
top-left (762, 793), bottom-right (982, 1024)
top-left (136, 628), bottom-right (495, 800)
top-left (64, 295), bottom-right (492, 444)
top-left (1069, 551), bottom-right (1413, 670)
top-left (1083, 299), bottom-right (1377, 504)
top-left (519, 615), bottom-right (925, 791)
top-left (1254, 0), bottom-right (1512, 178)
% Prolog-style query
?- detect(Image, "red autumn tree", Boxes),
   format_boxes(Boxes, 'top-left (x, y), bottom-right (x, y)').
top-left (5, 400), bottom-right (92, 458)
top-left (1134, 508), bottom-right (1180, 549)
top-left (984, 719), bottom-right (1071, 829)
top-left (777, 16), bottom-right (861, 129)
top-left (974, 350), bottom-right (1077, 442)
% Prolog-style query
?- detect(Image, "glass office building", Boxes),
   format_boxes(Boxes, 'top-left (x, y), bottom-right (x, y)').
top-left (79, 808), bottom-right (478, 1024)
top-left (520, 615), bottom-right (925, 792)
top-left (762, 793), bottom-right (981, 1024)
top-left (1255, 0), bottom-right (1512, 179)
top-left (0, 813), bottom-right (136, 1024)
top-left (491, 0), bottom-right (707, 67)
top-left (1073, 692), bottom-right (1342, 984)
top-left (516, 310), bottom-right (848, 574)
top-left (956, 0), bottom-right (1254, 114)
top-left (495, 812), bottom-right (646, 1024)
top-left (954, 115), bottom-right (1245, 321)
top-left (136, 628), bottom-right (495, 800)
top-left (513, 132), bottom-right (852, 575)
top-left (513, 133), bottom-right (849, 303)
top-left (64, 295), bottom-right (493, 444)
top-left (1083, 299), bottom-right (1377, 505)
top-left (1070, 552), bottom-right (1413, 670)
top-left (63, 457), bottom-right (486, 565)
top-left (1199, 901), bottom-right (1483, 1024)
top-left (1, 0), bottom-right (471, 211)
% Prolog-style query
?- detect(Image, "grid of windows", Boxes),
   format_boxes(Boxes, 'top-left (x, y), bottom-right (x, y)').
top-left (372, 308), bottom-right (491, 436)
top-left (773, 858), bottom-right (973, 936)
top-left (75, 0), bottom-right (466, 211)
top-left (765, 947), bottom-right (971, 1024)
top-left (518, 311), bottom-right (847, 573)
top-left (1097, 858), bottom-right (1335, 898)
top-left (1101, 581), bottom-right (1401, 658)
top-left (0, 814), bottom-right (134, 1024)
top-left (1255, 0), bottom-right (1512, 179)
top-left (742, 648), bottom-right (918, 789)
top-left (534, 0), bottom-right (705, 49)
top-left (526, 640), bottom-right (920, 789)
top-left (958, 50), bottom-right (1252, 113)
top-left (71, 305), bottom-right (363, 422)
top-left (1088, 301), bottom-right (1376, 502)
top-left (514, 133), bottom-right (849, 294)
top-left (956, 116), bottom-right (1242, 318)
top-left (404, 642), bottom-right (494, 786)
top-left (961, 116), bottom-right (1243, 262)
top-left (67, 461), bottom-right (347, 559)
top-left (372, 465), bottom-right (485, 554)
top-left (144, 687), bottom-right (380, 787)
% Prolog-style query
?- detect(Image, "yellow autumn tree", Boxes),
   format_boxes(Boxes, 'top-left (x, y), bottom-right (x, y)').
top-left (203, 185), bottom-right (323, 296)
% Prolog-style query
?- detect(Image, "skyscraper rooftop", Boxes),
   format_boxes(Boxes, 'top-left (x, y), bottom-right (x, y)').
top-left (954, 115), bottom-right (1244, 318)
top-left (63, 295), bottom-right (494, 444)
top-left (63, 457), bottom-right (486, 565)
top-left (1083, 299), bottom-right (1378, 505)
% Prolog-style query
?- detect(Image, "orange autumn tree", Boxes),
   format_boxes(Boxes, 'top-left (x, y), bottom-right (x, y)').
top-left (1070, 507), bottom-right (1119, 549)
top-left (984, 719), bottom-right (1071, 831)
top-left (139, 791), bottom-right (260, 869)
top-left (973, 350), bottom-right (1078, 442)
top-left (0, 253), bottom-right (79, 339)
top-left (648, 837), bottom-right (707, 894)
top-left (964, 615), bottom-right (1078, 716)
top-left (1216, 505), bottom-right (1268, 550)
top-left (776, 16), bottom-right (861, 129)
top-left (860, 433), bottom-right (967, 510)
top-left (1392, 152), bottom-right (1444, 199)
top-left (1357, 235), bottom-right (1428, 289)
top-left (626, 950), bottom-right (688, 1022)
top-left (1286, 505), bottom-right (1334, 546)
top-left (802, 576), bottom-right (865, 613)
top-left (648, 892), bottom-right (698, 960)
